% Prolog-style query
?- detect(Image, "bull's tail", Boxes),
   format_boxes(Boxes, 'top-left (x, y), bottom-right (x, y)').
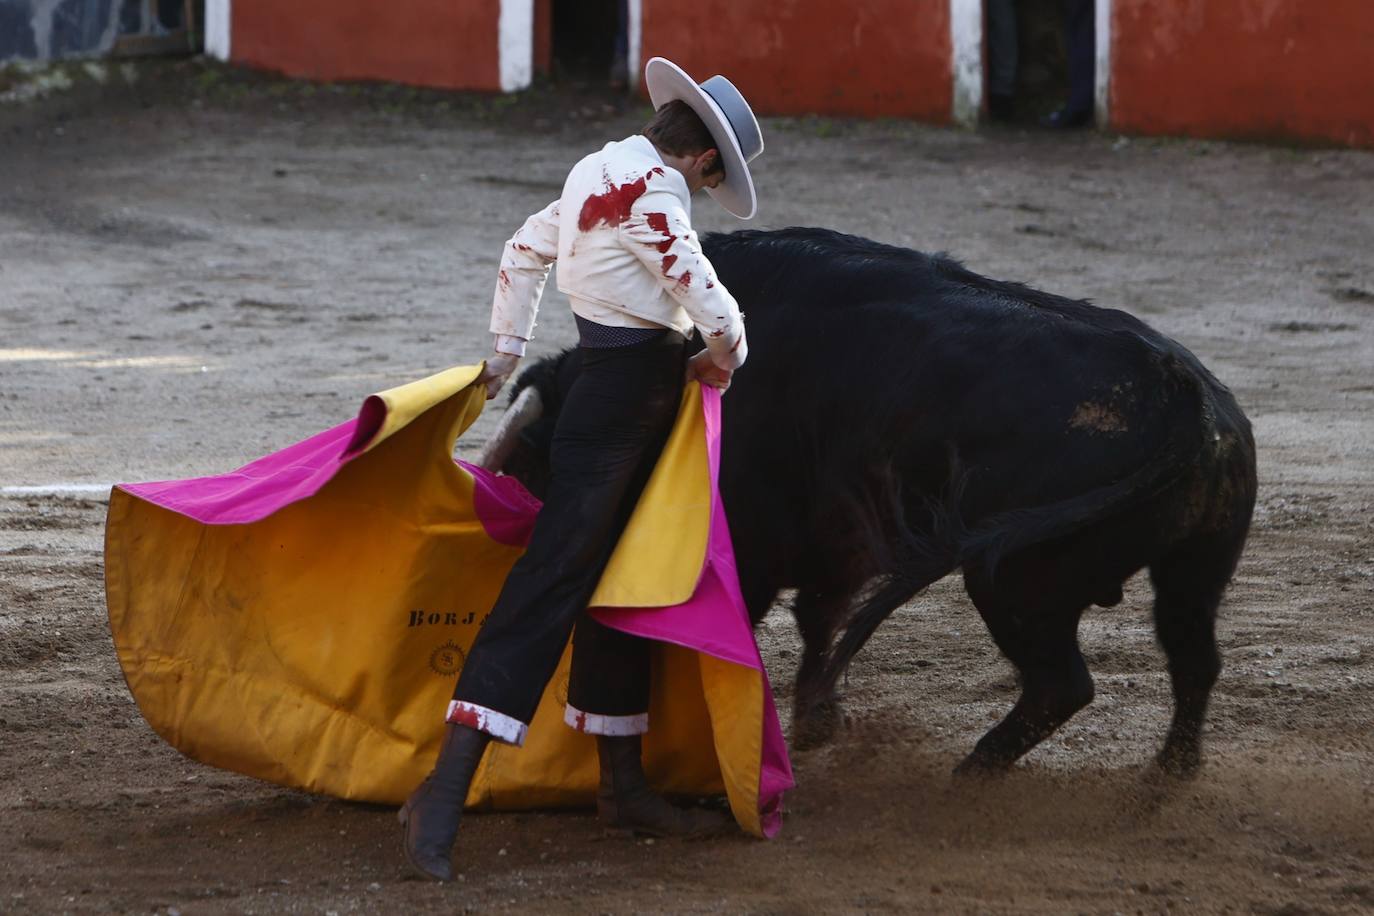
top-left (810, 355), bottom-right (1210, 705)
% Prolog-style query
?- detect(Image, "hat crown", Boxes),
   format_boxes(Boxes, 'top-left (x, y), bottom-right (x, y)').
top-left (699, 75), bottom-right (764, 163)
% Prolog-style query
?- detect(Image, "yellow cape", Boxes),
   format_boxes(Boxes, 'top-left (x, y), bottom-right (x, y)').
top-left (105, 365), bottom-right (788, 836)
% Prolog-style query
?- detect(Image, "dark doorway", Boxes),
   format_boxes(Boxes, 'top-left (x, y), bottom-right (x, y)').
top-left (550, 0), bottom-right (624, 85)
top-left (985, 0), bottom-right (1079, 124)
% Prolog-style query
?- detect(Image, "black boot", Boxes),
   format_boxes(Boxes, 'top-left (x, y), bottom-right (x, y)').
top-left (595, 735), bottom-right (733, 837)
top-left (397, 723), bottom-right (490, 882)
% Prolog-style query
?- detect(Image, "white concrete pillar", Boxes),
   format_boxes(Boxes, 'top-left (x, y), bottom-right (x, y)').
top-left (627, 0), bottom-right (642, 93)
top-left (204, 0), bottom-right (231, 61)
top-left (950, 0), bottom-right (984, 127)
top-left (1094, 0), bottom-right (1112, 127)
top-left (499, 0), bottom-right (534, 92)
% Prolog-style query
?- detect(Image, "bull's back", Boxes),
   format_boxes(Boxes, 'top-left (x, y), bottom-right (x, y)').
top-left (704, 227), bottom-right (1251, 558)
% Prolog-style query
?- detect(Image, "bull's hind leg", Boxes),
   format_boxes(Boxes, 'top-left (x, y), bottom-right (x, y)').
top-left (956, 570), bottom-right (1095, 773)
top-left (1148, 533), bottom-right (1243, 777)
top-left (790, 589), bottom-right (851, 749)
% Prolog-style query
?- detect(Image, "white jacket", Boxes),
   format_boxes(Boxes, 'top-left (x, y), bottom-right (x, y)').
top-left (488, 135), bottom-right (747, 369)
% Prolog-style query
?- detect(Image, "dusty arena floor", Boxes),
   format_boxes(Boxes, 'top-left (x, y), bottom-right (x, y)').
top-left (2, 60), bottom-right (1372, 914)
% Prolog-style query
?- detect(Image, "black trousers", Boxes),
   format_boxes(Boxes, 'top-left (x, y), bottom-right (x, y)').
top-left (452, 329), bottom-right (686, 729)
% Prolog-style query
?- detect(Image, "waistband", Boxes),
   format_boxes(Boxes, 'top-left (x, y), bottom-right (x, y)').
top-left (575, 314), bottom-right (670, 349)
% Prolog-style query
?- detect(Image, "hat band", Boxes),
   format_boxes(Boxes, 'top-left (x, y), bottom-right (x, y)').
top-left (699, 82), bottom-right (761, 162)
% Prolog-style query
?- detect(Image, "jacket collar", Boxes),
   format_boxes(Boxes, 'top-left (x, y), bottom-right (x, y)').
top-left (624, 135), bottom-right (690, 214)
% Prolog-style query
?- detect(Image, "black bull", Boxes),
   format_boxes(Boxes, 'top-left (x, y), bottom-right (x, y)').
top-left (487, 227), bottom-right (1257, 776)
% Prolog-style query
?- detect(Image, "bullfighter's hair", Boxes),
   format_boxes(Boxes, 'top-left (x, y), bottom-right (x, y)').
top-left (644, 100), bottom-right (726, 177)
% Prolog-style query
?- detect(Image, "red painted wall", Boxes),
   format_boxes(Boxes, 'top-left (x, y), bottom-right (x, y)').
top-left (641, 0), bottom-right (952, 121)
top-left (533, 0), bottom-right (552, 79)
top-left (1111, 0), bottom-right (1374, 148)
top-left (230, 0), bottom-right (501, 91)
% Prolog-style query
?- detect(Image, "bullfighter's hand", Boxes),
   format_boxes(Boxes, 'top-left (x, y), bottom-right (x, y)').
top-left (479, 353), bottom-right (521, 400)
top-left (686, 350), bottom-right (733, 392)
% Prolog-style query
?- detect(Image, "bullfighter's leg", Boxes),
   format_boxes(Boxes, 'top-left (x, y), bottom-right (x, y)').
top-left (790, 588), bottom-right (851, 750)
top-left (566, 617), bottom-right (731, 837)
top-left (957, 573), bottom-right (1095, 773)
top-left (1147, 533), bottom-right (1240, 777)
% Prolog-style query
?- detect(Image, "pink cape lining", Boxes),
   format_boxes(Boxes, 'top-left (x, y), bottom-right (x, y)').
top-left (119, 384), bottom-right (792, 836)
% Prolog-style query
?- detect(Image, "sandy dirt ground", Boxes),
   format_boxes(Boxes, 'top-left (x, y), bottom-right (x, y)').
top-left (1, 61), bottom-right (1372, 914)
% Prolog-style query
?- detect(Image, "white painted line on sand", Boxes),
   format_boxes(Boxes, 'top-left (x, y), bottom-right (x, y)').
top-left (2, 484), bottom-right (114, 499)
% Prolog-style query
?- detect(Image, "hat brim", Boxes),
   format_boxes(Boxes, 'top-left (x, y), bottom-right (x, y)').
top-left (645, 57), bottom-right (757, 220)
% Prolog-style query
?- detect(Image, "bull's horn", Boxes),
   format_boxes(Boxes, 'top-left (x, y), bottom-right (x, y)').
top-left (476, 385), bottom-right (544, 471)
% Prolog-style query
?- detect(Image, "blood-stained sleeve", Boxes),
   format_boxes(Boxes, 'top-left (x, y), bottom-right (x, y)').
top-left (489, 199), bottom-right (560, 353)
top-left (622, 189), bottom-right (748, 370)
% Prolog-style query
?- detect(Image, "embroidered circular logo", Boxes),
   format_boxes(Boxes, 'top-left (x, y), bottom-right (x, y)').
top-left (554, 673), bottom-right (569, 707)
top-left (429, 641), bottom-right (466, 677)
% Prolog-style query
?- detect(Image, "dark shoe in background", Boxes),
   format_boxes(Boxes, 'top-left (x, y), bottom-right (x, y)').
top-left (1041, 106), bottom-right (1094, 129)
top-left (608, 53), bottom-right (629, 90)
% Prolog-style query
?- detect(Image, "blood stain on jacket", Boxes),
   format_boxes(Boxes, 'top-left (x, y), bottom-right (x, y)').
top-left (577, 167), bottom-right (666, 232)
top-left (644, 212), bottom-right (678, 253)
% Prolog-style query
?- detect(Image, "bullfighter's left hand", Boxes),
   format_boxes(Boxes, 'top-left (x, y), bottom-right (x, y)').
top-left (479, 353), bottom-right (521, 400)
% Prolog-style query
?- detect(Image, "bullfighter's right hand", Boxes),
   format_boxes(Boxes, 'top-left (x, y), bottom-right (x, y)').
top-left (479, 353), bottom-right (521, 400)
top-left (686, 349), bottom-right (733, 392)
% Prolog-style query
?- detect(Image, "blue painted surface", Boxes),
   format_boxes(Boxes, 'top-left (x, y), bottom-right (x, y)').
top-left (0, 3), bottom-right (41, 61)
top-left (50, 0), bottom-right (116, 57)
top-left (0, 0), bottom-right (181, 64)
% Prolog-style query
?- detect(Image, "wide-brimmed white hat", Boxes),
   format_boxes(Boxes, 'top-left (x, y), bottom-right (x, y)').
top-left (644, 57), bottom-right (763, 220)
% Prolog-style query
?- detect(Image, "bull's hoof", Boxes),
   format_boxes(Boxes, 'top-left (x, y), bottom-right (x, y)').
top-left (791, 700), bottom-right (842, 750)
top-left (951, 754), bottom-right (1011, 779)
top-left (1153, 744), bottom-right (1203, 779)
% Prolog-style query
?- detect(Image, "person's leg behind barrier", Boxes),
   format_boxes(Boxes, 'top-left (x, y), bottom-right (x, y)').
top-left (985, 0), bottom-right (1018, 120)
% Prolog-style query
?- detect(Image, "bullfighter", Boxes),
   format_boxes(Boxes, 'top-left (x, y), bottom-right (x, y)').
top-left (398, 57), bottom-right (765, 882)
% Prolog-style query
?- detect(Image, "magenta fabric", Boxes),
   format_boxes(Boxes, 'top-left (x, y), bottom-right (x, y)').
top-left (465, 462), bottom-right (541, 548)
top-left (117, 382), bottom-right (792, 834)
top-left (120, 419), bottom-right (361, 525)
top-left (119, 398), bottom-right (541, 544)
